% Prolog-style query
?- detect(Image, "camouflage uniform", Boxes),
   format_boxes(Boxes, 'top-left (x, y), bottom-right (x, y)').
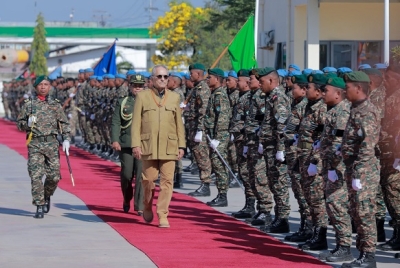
top-left (321, 100), bottom-right (352, 247)
top-left (342, 99), bottom-right (381, 253)
top-left (65, 86), bottom-right (77, 137)
top-left (17, 95), bottom-right (70, 205)
top-left (227, 88), bottom-right (239, 174)
top-left (259, 86), bottom-right (291, 219)
top-left (205, 86), bottom-right (231, 193)
top-left (75, 82), bottom-right (87, 143)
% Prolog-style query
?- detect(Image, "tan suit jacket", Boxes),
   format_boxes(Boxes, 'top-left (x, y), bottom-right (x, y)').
top-left (131, 88), bottom-right (186, 160)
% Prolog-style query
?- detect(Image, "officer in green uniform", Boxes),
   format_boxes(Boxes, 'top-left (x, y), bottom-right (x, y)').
top-left (111, 74), bottom-right (145, 215)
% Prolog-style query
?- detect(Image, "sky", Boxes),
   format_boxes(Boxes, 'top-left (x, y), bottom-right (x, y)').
top-left (0, 0), bottom-right (207, 27)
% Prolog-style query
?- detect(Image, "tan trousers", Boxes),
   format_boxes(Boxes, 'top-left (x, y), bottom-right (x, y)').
top-left (142, 160), bottom-right (175, 219)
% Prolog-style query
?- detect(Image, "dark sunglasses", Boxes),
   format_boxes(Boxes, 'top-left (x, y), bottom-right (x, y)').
top-left (129, 83), bottom-right (144, 87)
top-left (156, 75), bottom-right (168, 79)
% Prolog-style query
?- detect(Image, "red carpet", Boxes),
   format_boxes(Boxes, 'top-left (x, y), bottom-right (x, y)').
top-left (0, 118), bottom-right (329, 268)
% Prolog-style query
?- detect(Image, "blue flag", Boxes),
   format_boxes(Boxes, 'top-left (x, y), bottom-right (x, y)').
top-left (94, 42), bottom-right (117, 76)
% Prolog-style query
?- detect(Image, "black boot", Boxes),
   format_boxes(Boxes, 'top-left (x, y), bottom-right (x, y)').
top-left (377, 226), bottom-right (400, 251)
top-left (173, 173), bottom-right (183, 189)
top-left (228, 173), bottom-right (241, 188)
top-left (319, 244), bottom-right (353, 262)
top-left (183, 162), bottom-right (194, 172)
top-left (246, 211), bottom-right (272, 226)
top-left (188, 183), bottom-right (210, 197)
top-left (285, 215), bottom-right (313, 242)
top-left (34, 205), bottom-right (44, 219)
top-left (232, 197), bottom-right (256, 219)
top-left (376, 218), bottom-right (386, 243)
top-left (206, 193), bottom-right (228, 207)
top-left (341, 251), bottom-right (376, 268)
top-left (264, 218), bottom-right (290, 233)
top-left (190, 164), bottom-right (199, 175)
top-left (299, 226), bottom-right (328, 251)
top-left (43, 196), bottom-right (51, 214)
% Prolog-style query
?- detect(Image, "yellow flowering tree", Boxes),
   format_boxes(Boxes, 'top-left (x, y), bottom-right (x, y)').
top-left (150, 1), bottom-right (206, 70)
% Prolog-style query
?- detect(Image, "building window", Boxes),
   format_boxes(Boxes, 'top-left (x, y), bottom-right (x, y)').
top-left (275, 42), bottom-right (286, 69)
top-left (357, 42), bottom-right (381, 66)
top-left (320, 43), bottom-right (329, 69)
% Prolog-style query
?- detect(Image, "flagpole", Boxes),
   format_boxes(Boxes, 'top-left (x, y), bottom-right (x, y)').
top-left (93, 38), bottom-right (118, 69)
top-left (254, 0), bottom-right (259, 61)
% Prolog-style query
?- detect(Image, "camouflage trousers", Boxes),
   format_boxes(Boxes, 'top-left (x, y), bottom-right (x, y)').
top-left (85, 114), bottom-right (95, 144)
top-left (192, 133), bottom-right (212, 184)
top-left (2, 100), bottom-right (9, 118)
top-left (247, 143), bottom-right (273, 213)
top-left (381, 159), bottom-right (400, 227)
top-left (298, 149), bottom-right (328, 227)
top-left (27, 139), bottom-right (60, 206)
top-left (67, 110), bottom-right (78, 136)
top-left (345, 158), bottom-right (380, 252)
top-left (78, 113), bottom-right (87, 142)
top-left (227, 140), bottom-right (238, 173)
top-left (262, 143), bottom-right (290, 219)
top-left (210, 133), bottom-right (229, 194)
top-left (234, 139), bottom-right (252, 198)
top-left (375, 185), bottom-right (387, 220)
top-left (324, 161), bottom-right (352, 247)
top-left (286, 145), bottom-right (310, 217)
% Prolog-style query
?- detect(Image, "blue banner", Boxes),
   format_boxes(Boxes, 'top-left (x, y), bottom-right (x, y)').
top-left (94, 42), bottom-right (117, 76)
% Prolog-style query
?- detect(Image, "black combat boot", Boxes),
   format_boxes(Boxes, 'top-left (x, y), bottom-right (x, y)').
top-left (377, 226), bottom-right (400, 251)
top-left (376, 218), bottom-right (386, 243)
top-left (206, 193), bottom-right (228, 207)
top-left (299, 226), bottom-right (328, 251)
top-left (190, 164), bottom-right (199, 175)
top-left (34, 205), bottom-right (44, 219)
top-left (285, 215), bottom-right (313, 242)
top-left (319, 244), bottom-right (354, 262)
top-left (183, 162), bottom-right (194, 172)
top-left (264, 218), bottom-right (290, 233)
top-left (232, 197), bottom-right (256, 219)
top-left (341, 251), bottom-right (376, 268)
top-left (246, 211), bottom-right (272, 226)
top-left (188, 183), bottom-right (210, 197)
top-left (43, 196), bottom-right (51, 214)
top-left (173, 173), bottom-right (184, 189)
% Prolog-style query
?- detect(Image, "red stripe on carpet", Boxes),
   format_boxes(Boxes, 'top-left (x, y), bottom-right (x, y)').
top-left (0, 119), bottom-right (330, 268)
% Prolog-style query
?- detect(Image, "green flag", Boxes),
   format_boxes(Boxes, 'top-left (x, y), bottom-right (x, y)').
top-left (228, 15), bottom-right (257, 72)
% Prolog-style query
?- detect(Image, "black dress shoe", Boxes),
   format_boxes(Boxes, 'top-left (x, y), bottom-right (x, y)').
top-left (34, 205), bottom-right (44, 219)
top-left (43, 196), bottom-right (51, 213)
top-left (123, 202), bottom-right (130, 213)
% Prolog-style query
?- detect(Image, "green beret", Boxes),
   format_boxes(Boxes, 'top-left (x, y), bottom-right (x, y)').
top-left (237, 69), bottom-right (250, 77)
top-left (189, 63), bottom-right (206, 71)
top-left (291, 74), bottom-right (308, 84)
top-left (325, 73), bottom-right (338, 78)
top-left (129, 74), bottom-right (146, 84)
top-left (326, 77), bottom-right (346, 89)
top-left (362, 68), bottom-right (382, 78)
top-left (344, 71), bottom-right (370, 83)
top-left (208, 68), bottom-right (224, 78)
top-left (307, 73), bottom-right (327, 85)
top-left (33, 75), bottom-right (50, 87)
top-left (251, 67), bottom-right (276, 79)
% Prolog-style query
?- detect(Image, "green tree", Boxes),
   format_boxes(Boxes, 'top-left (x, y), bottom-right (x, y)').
top-left (391, 45), bottom-right (400, 65)
top-left (30, 13), bottom-right (49, 76)
top-left (116, 52), bottom-right (134, 73)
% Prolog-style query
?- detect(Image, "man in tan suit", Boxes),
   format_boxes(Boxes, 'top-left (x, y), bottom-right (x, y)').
top-left (131, 65), bottom-right (186, 228)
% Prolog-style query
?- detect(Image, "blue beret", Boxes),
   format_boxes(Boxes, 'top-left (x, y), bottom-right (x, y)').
top-left (288, 64), bottom-right (300, 71)
top-left (287, 70), bottom-right (302, 77)
top-left (337, 67), bottom-right (353, 74)
top-left (277, 69), bottom-right (288, 77)
top-left (96, 76), bottom-right (103, 81)
top-left (169, 72), bottom-right (182, 80)
top-left (322, 67), bottom-right (337, 73)
top-left (358, 64), bottom-right (371, 70)
top-left (104, 74), bottom-right (115, 79)
top-left (89, 75), bottom-right (97, 80)
top-left (183, 73), bottom-right (191, 79)
top-left (223, 71), bottom-right (229, 78)
top-left (115, 73), bottom-right (126, 79)
top-left (84, 68), bottom-right (94, 73)
top-left (78, 69), bottom-right (85, 73)
top-left (312, 70), bottom-right (324, 74)
top-left (227, 70), bottom-right (238, 78)
top-left (373, 63), bottom-right (387, 70)
top-left (302, 69), bottom-right (313, 76)
top-left (126, 70), bottom-right (136, 75)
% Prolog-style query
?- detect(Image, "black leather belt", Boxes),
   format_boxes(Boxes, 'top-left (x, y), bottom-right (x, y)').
top-left (31, 135), bottom-right (57, 142)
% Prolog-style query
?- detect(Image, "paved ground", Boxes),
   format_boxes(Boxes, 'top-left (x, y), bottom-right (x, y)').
top-left (0, 138), bottom-right (399, 268)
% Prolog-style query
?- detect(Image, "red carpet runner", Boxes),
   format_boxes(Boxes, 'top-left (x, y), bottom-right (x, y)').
top-left (0, 119), bottom-right (329, 268)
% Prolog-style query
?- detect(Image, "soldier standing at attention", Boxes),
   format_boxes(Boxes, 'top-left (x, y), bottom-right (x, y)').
top-left (341, 72), bottom-right (381, 268)
top-left (17, 75), bottom-right (71, 219)
top-left (204, 68), bottom-right (231, 207)
top-left (111, 74), bottom-right (145, 215)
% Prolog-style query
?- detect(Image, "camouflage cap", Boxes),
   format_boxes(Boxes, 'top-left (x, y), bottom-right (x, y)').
top-left (291, 74), bottom-right (308, 84)
top-left (208, 68), bottom-right (225, 78)
top-left (251, 67), bottom-right (275, 79)
top-left (237, 69), bottom-right (250, 77)
top-left (362, 68), bottom-right (382, 78)
top-left (189, 63), bottom-right (206, 71)
top-left (343, 71), bottom-right (370, 83)
top-left (33, 75), bottom-right (50, 87)
top-left (129, 74), bottom-right (146, 84)
top-left (307, 73), bottom-right (327, 85)
top-left (326, 77), bottom-right (346, 89)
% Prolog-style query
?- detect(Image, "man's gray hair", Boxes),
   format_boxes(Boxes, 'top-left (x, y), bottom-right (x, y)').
top-left (151, 64), bottom-right (169, 76)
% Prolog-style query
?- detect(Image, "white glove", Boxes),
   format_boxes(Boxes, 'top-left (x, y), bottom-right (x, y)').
top-left (27, 115), bottom-right (37, 127)
top-left (80, 111), bottom-right (85, 116)
top-left (352, 179), bottom-right (362, 191)
top-left (210, 139), bottom-right (220, 150)
top-left (293, 134), bottom-right (299, 146)
top-left (68, 113), bottom-right (72, 119)
top-left (243, 146), bottom-right (248, 158)
top-left (230, 134), bottom-right (234, 142)
top-left (258, 143), bottom-right (264, 154)
top-left (312, 140), bottom-right (321, 151)
top-left (69, 93), bottom-right (75, 98)
top-left (335, 144), bottom-right (342, 156)
top-left (23, 94), bottom-right (29, 99)
top-left (90, 114), bottom-right (95, 120)
top-left (307, 163), bottom-right (318, 176)
top-left (179, 102), bottom-right (186, 109)
top-left (393, 158), bottom-right (400, 171)
top-left (328, 170), bottom-right (338, 182)
top-left (276, 151), bottom-right (285, 162)
top-left (194, 131), bottom-right (203, 142)
top-left (62, 140), bottom-right (70, 156)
